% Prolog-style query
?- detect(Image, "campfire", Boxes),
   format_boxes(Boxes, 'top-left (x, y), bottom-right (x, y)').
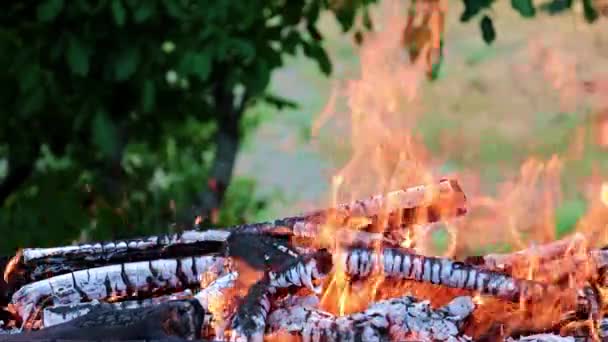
top-left (0, 179), bottom-right (606, 341)
top-left (2, 1), bottom-right (608, 342)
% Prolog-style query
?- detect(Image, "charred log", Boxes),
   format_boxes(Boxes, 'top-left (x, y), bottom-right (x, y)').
top-left (10, 255), bottom-right (225, 324)
top-left (342, 247), bottom-right (557, 302)
top-left (3, 179), bottom-right (466, 293)
top-left (0, 299), bottom-right (206, 341)
top-left (267, 294), bottom-right (475, 341)
top-left (267, 250), bottom-right (333, 293)
top-left (41, 290), bottom-right (195, 328)
top-left (4, 229), bottom-right (229, 289)
top-left (239, 178), bottom-right (467, 239)
top-left (225, 232), bottom-right (300, 272)
top-left (229, 279), bottom-right (271, 342)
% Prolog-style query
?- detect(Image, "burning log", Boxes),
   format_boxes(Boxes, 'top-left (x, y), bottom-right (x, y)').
top-left (267, 294), bottom-right (475, 341)
top-left (342, 247), bottom-right (557, 302)
top-left (41, 290), bottom-right (195, 328)
top-left (0, 299), bottom-right (205, 341)
top-left (466, 234), bottom-right (591, 273)
top-left (3, 179), bottom-right (465, 291)
top-left (267, 250), bottom-right (333, 293)
top-left (4, 230), bottom-right (229, 288)
top-left (225, 232), bottom-right (301, 272)
top-left (260, 178), bottom-right (467, 239)
top-left (230, 279), bottom-right (272, 342)
top-left (10, 255), bottom-right (225, 325)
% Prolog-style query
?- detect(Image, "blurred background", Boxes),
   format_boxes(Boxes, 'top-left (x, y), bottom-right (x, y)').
top-left (1, 0), bottom-right (607, 256)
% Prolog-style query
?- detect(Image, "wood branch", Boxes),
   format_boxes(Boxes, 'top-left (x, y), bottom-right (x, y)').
top-left (342, 247), bottom-right (558, 302)
top-left (10, 256), bottom-right (225, 324)
top-left (4, 230), bottom-right (229, 288)
top-left (187, 79), bottom-right (242, 227)
top-left (267, 294), bottom-right (475, 341)
top-left (41, 290), bottom-right (195, 328)
top-left (464, 236), bottom-right (608, 289)
top-left (467, 234), bottom-right (590, 272)
top-left (266, 250), bottom-right (333, 294)
top-left (225, 232), bottom-right (300, 272)
top-left (4, 180), bottom-right (465, 290)
top-left (240, 178), bottom-right (467, 238)
top-left (229, 279), bottom-right (271, 342)
top-left (0, 299), bottom-right (205, 341)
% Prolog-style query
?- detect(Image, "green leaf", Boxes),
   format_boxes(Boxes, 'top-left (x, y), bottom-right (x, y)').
top-left (460, 0), bottom-right (494, 22)
top-left (91, 111), bottom-right (119, 158)
top-left (18, 66), bottom-right (42, 92)
top-left (114, 47), bottom-right (140, 81)
top-left (66, 36), bottom-right (90, 76)
top-left (141, 80), bottom-right (155, 112)
top-left (37, 0), bottom-right (65, 22)
top-left (362, 9), bottom-right (373, 30)
top-left (511, 0), bottom-right (536, 17)
top-left (303, 42), bottom-right (332, 75)
top-left (262, 94), bottom-right (298, 110)
top-left (111, 0), bottom-right (127, 26)
top-left (333, 4), bottom-right (356, 32)
top-left (539, 0), bottom-right (573, 14)
top-left (178, 51), bottom-right (211, 81)
top-left (480, 15), bottom-right (496, 44)
top-left (20, 86), bottom-right (46, 116)
top-left (162, 0), bottom-right (184, 18)
top-left (133, 1), bottom-right (156, 23)
top-left (191, 52), bottom-right (211, 81)
top-left (307, 23), bottom-right (323, 41)
top-left (282, 31), bottom-right (301, 55)
top-left (582, 0), bottom-right (598, 23)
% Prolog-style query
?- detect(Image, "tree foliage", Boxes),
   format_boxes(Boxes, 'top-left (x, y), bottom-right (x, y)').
top-left (460, 0), bottom-right (602, 44)
top-left (0, 0), bottom-right (374, 253)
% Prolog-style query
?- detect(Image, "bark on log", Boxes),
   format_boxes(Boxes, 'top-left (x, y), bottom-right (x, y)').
top-left (266, 250), bottom-right (333, 294)
top-left (41, 290), bottom-right (194, 328)
top-left (267, 294), bottom-right (475, 341)
top-left (0, 299), bottom-right (206, 342)
top-left (10, 256), bottom-right (225, 324)
top-left (4, 230), bottom-right (229, 287)
top-left (244, 178), bottom-right (467, 239)
top-left (342, 247), bottom-right (557, 302)
top-left (229, 279), bottom-right (271, 342)
top-left (466, 234), bottom-right (590, 272)
top-left (3, 179), bottom-right (465, 291)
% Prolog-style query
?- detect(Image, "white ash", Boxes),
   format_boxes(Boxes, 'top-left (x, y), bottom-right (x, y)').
top-left (267, 295), bottom-right (475, 342)
top-left (506, 334), bottom-right (576, 342)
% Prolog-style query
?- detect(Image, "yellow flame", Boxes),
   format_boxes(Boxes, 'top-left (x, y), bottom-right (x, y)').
top-left (601, 182), bottom-right (608, 207)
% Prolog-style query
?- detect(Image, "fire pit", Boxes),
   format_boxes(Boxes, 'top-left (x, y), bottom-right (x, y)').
top-left (1, 179), bottom-right (606, 341)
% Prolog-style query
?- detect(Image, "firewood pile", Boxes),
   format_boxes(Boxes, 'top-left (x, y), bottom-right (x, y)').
top-left (1, 179), bottom-right (608, 341)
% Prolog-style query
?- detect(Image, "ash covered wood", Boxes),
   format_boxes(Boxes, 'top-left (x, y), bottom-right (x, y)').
top-left (11, 255), bottom-right (225, 324)
top-left (0, 299), bottom-right (205, 341)
top-left (267, 250), bottom-right (333, 293)
top-left (230, 279), bottom-right (271, 342)
top-left (41, 290), bottom-right (195, 328)
top-left (5, 230), bottom-right (229, 287)
top-left (342, 247), bottom-right (556, 302)
top-left (267, 294), bottom-right (475, 341)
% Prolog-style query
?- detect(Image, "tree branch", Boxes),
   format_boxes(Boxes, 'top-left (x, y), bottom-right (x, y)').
top-left (185, 78), bottom-right (245, 227)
